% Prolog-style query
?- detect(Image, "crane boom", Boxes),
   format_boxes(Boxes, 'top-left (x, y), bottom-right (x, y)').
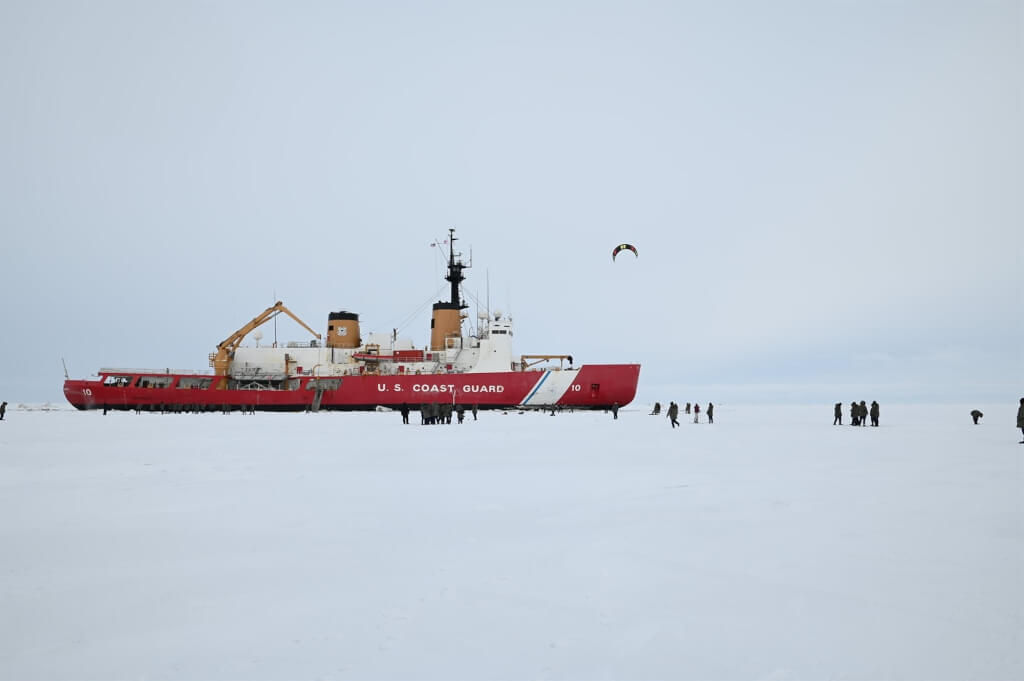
top-left (211, 301), bottom-right (322, 381)
top-left (520, 354), bottom-right (573, 370)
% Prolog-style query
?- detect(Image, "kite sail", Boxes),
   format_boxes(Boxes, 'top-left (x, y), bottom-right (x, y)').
top-left (612, 243), bottom-right (638, 261)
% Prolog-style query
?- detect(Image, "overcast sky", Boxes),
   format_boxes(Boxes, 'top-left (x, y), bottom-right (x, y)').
top-left (1, 1), bottom-right (1020, 405)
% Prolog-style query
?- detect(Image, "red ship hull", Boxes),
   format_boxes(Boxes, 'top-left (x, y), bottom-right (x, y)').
top-left (63, 364), bottom-right (640, 412)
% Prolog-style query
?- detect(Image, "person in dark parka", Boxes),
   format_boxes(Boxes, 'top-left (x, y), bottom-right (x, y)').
top-left (859, 401), bottom-right (868, 426)
top-left (667, 401), bottom-right (680, 428)
top-left (707, 402), bottom-right (714, 424)
top-left (833, 402), bottom-right (842, 425)
top-left (0, 401), bottom-right (6, 420)
top-left (869, 401), bottom-right (879, 427)
top-left (650, 402), bottom-right (661, 415)
top-left (1017, 398), bottom-right (1024, 443)
top-left (611, 402), bottom-right (619, 419)
top-left (850, 401), bottom-right (858, 426)
top-left (400, 403), bottom-right (410, 424)
top-left (970, 409), bottom-right (983, 425)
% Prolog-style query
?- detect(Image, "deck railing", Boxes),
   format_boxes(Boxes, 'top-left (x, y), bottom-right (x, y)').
top-left (97, 367), bottom-right (215, 376)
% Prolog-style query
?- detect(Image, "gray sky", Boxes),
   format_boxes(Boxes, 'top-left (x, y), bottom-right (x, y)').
top-left (1, 1), bottom-right (1020, 404)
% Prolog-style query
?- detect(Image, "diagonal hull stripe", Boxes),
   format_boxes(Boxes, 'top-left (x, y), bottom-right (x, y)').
top-left (521, 371), bottom-right (550, 405)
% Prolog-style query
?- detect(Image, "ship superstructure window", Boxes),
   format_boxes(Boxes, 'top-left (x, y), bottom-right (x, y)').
top-left (103, 375), bottom-right (133, 387)
top-left (137, 376), bottom-right (173, 389)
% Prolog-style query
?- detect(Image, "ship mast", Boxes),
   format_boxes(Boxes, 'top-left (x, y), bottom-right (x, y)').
top-left (445, 227), bottom-right (466, 309)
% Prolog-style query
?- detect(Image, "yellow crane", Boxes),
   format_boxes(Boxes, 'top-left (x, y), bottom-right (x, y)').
top-left (520, 354), bottom-right (573, 370)
top-left (209, 301), bottom-right (322, 387)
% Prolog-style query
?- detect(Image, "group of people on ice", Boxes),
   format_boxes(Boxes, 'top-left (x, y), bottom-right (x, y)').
top-left (402, 402), bottom-right (478, 425)
top-left (834, 400), bottom-right (879, 426)
top-left (650, 401), bottom-right (713, 428)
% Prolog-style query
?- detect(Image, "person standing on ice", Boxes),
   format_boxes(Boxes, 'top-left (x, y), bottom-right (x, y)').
top-left (611, 402), bottom-right (619, 419)
top-left (472, 404), bottom-right (478, 421)
top-left (693, 402), bottom-right (700, 423)
top-left (667, 401), bottom-right (680, 428)
top-left (685, 402), bottom-right (691, 414)
top-left (400, 403), bottom-right (410, 424)
top-left (707, 402), bottom-right (714, 424)
top-left (859, 401), bottom-right (868, 426)
top-left (970, 409), bottom-right (983, 425)
top-left (0, 401), bottom-right (6, 420)
top-left (650, 402), bottom-right (661, 415)
top-left (1016, 398), bottom-right (1024, 443)
top-left (869, 401), bottom-right (879, 427)
top-left (833, 402), bottom-right (842, 425)
top-left (850, 401), bottom-right (858, 426)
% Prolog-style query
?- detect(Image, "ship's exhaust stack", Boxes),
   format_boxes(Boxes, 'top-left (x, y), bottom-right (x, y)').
top-left (430, 304), bottom-right (462, 351)
top-left (327, 311), bottom-right (361, 348)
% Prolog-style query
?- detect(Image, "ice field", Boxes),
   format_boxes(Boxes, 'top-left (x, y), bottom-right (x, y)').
top-left (1, 403), bottom-right (1022, 680)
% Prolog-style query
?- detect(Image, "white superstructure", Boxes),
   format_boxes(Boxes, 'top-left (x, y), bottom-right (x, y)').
top-left (229, 312), bottom-right (528, 380)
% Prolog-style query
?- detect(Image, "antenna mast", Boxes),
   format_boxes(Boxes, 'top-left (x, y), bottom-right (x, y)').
top-left (444, 227), bottom-right (466, 309)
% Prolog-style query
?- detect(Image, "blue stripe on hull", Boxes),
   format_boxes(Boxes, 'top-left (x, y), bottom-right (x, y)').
top-left (520, 371), bottom-right (550, 405)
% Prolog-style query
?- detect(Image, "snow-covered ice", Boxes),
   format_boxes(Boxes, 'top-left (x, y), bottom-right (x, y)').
top-left (1, 404), bottom-right (1021, 680)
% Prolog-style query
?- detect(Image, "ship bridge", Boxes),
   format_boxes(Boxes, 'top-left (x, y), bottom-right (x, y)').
top-left (470, 312), bottom-right (515, 372)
